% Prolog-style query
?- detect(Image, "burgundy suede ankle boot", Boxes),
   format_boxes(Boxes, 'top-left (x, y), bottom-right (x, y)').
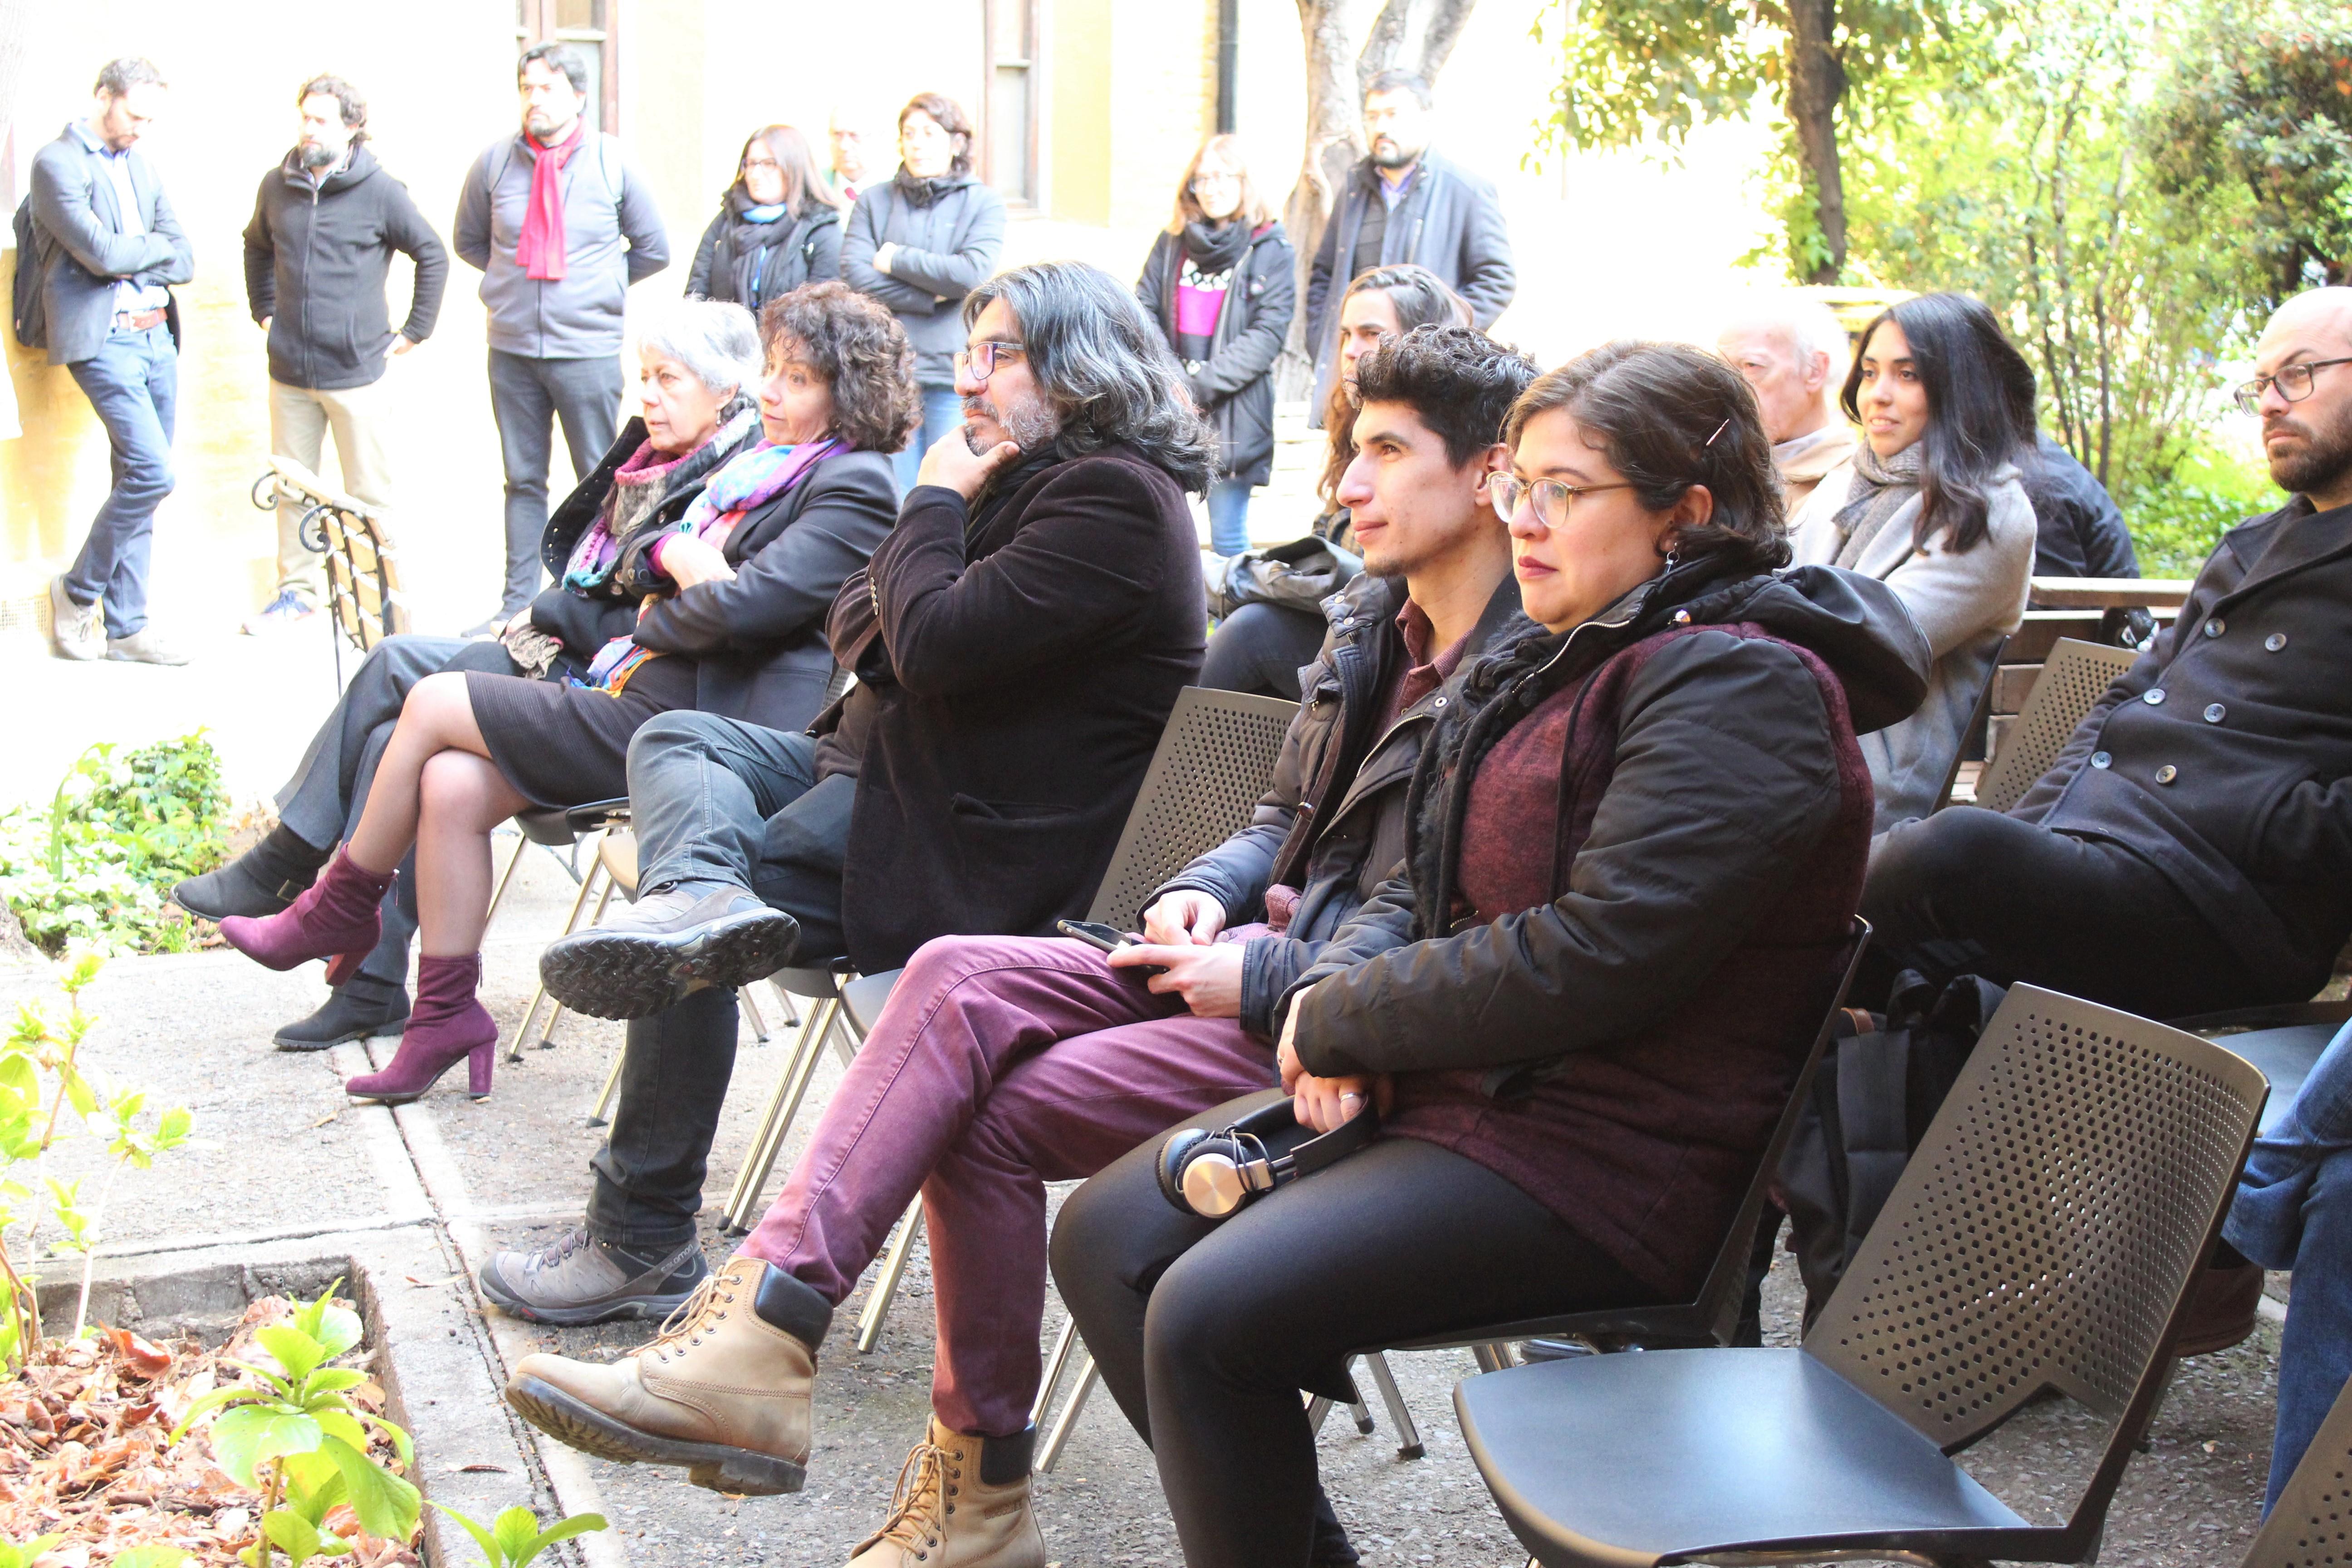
top-left (345, 954), bottom-right (498, 1104)
top-left (218, 847), bottom-right (393, 988)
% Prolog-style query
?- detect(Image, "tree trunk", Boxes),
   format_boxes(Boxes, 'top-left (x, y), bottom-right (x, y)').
top-left (1279, 0), bottom-right (1480, 395)
top-left (1785, 0), bottom-right (1848, 284)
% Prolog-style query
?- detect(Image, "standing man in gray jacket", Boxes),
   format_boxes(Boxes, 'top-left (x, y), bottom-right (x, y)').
top-left (454, 43), bottom-right (668, 632)
top-left (28, 57), bottom-right (195, 665)
top-left (1303, 69), bottom-right (1515, 423)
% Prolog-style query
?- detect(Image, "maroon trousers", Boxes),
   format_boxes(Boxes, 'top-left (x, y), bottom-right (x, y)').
top-left (740, 931), bottom-right (1276, 1436)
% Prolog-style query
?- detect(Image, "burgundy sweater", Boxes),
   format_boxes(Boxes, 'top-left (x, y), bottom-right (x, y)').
top-left (1380, 624), bottom-right (1874, 1296)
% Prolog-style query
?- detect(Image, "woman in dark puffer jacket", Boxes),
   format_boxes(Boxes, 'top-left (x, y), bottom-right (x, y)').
top-left (1051, 342), bottom-right (1932, 1568)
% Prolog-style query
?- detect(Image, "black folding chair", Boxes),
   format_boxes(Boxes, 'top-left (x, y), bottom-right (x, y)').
top-left (1456, 984), bottom-right (2268, 1568)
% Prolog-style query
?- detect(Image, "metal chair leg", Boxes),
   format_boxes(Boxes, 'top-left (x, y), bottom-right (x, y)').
top-left (720, 996), bottom-right (837, 1232)
top-left (1033, 1317), bottom-right (1081, 1430)
top-left (738, 984), bottom-right (772, 1044)
top-left (1035, 1353), bottom-right (1098, 1473)
top-left (533, 874), bottom-right (617, 1053)
top-left (1307, 1357), bottom-right (1373, 1436)
top-left (588, 1044), bottom-right (626, 1127)
top-left (1362, 1352), bottom-right (1423, 1460)
top-left (855, 1195), bottom-right (926, 1352)
top-left (1470, 1340), bottom-right (1518, 1373)
top-left (506, 849), bottom-right (607, 1063)
top-left (483, 829), bottom-right (530, 928)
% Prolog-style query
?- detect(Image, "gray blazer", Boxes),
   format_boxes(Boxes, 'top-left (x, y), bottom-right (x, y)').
top-left (453, 131), bottom-right (669, 359)
top-left (26, 125), bottom-right (194, 366)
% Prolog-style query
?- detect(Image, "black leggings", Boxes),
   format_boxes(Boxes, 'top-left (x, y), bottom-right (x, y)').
top-left (1198, 602), bottom-right (1329, 702)
top-left (1861, 807), bottom-right (2273, 1019)
top-left (1049, 1091), bottom-right (1656, 1568)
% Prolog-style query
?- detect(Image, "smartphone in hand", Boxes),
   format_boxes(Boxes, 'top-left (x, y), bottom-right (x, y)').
top-left (1055, 919), bottom-right (1169, 977)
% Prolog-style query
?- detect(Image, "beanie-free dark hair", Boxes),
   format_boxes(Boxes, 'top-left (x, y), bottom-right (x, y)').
top-left (1505, 340), bottom-right (1790, 574)
top-left (297, 74), bottom-right (367, 134)
top-left (1839, 291), bottom-right (2037, 555)
top-left (1350, 325), bottom-right (1539, 470)
top-left (1318, 265), bottom-right (1474, 504)
top-left (760, 282), bottom-right (921, 454)
top-left (517, 43), bottom-right (589, 96)
top-left (95, 58), bottom-right (167, 97)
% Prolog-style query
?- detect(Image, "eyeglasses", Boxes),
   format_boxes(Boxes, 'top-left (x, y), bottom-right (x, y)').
top-left (1190, 172), bottom-right (1240, 192)
top-left (2236, 357), bottom-right (2352, 416)
top-left (1490, 474), bottom-right (1634, 528)
top-left (742, 152), bottom-right (781, 170)
top-left (955, 340), bottom-right (1026, 384)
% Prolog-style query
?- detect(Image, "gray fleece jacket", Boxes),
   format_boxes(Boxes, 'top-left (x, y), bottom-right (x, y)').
top-left (453, 129), bottom-right (669, 359)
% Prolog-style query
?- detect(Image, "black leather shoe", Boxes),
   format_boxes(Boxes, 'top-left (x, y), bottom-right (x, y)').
top-left (274, 986), bottom-right (412, 1052)
top-left (173, 826), bottom-right (330, 920)
top-left (538, 884), bottom-right (800, 1021)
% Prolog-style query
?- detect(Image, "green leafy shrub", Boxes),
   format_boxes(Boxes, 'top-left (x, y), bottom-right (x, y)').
top-left (2121, 438), bottom-right (2285, 578)
top-left (0, 732), bottom-right (231, 957)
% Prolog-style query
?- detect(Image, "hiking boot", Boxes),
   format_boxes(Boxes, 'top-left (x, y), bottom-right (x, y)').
top-left (478, 1228), bottom-right (709, 1326)
top-left (173, 826), bottom-right (331, 920)
top-left (274, 985), bottom-right (410, 1051)
top-left (849, 1418), bottom-right (1045, 1568)
top-left (538, 882), bottom-right (800, 1022)
top-left (504, 1255), bottom-right (830, 1496)
top-left (48, 576), bottom-right (103, 661)
top-left (106, 627), bottom-right (191, 666)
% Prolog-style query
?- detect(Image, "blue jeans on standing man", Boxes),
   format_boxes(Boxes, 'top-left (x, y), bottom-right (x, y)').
top-left (63, 324), bottom-right (178, 638)
top-left (1206, 476), bottom-right (1254, 556)
top-left (2225, 1017), bottom-right (2352, 1510)
top-left (891, 384), bottom-right (969, 496)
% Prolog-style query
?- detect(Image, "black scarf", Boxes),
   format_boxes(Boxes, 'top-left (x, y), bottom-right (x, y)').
top-left (1178, 218), bottom-right (1252, 275)
top-left (892, 167), bottom-right (962, 207)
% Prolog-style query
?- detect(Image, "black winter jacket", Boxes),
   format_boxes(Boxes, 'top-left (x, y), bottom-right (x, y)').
top-left (2022, 433), bottom-right (2139, 585)
top-left (2009, 495), bottom-right (2352, 1000)
top-left (842, 171), bottom-right (1006, 385)
top-left (1136, 223), bottom-right (1297, 487)
top-left (243, 144), bottom-right (446, 392)
top-left (686, 194), bottom-right (843, 309)
top-left (823, 445), bottom-right (1206, 971)
top-left (1283, 560), bottom-right (1930, 1082)
top-left (1150, 571), bottom-right (1522, 1038)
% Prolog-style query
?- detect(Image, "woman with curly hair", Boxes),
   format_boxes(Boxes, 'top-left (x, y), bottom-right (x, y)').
top-left (216, 283), bottom-right (915, 1104)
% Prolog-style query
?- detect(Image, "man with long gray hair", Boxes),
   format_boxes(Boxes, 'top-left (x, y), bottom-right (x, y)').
top-left (478, 264), bottom-right (1210, 1373)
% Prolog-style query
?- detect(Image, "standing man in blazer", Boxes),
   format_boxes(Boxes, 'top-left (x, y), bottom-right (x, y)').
top-left (29, 57), bottom-right (195, 665)
top-left (242, 74), bottom-right (448, 636)
top-left (1302, 69), bottom-right (1515, 422)
top-left (455, 43), bottom-right (669, 634)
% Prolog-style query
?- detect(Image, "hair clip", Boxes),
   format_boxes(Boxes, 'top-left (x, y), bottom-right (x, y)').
top-left (1703, 418), bottom-right (1731, 447)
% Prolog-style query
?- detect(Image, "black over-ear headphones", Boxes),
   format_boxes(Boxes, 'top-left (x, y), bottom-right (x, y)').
top-left (1156, 1096), bottom-right (1379, 1220)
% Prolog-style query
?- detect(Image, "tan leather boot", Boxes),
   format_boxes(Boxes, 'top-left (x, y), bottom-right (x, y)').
top-left (847, 1417), bottom-right (1045, 1568)
top-left (504, 1255), bottom-right (819, 1495)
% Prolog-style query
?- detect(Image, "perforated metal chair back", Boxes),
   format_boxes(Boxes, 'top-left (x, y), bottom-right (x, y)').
top-left (2245, 1371), bottom-right (2352, 1568)
top-left (1083, 686), bottom-right (1301, 927)
top-left (1973, 638), bottom-right (2141, 814)
top-left (1806, 984), bottom-right (2268, 1459)
top-left (1933, 635), bottom-right (2006, 812)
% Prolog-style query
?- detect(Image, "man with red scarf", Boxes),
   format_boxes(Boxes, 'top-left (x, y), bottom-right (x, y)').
top-left (455, 43), bottom-right (669, 635)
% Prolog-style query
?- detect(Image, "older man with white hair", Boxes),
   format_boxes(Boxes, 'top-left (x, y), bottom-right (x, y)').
top-left (1718, 292), bottom-right (1855, 513)
top-left (1862, 285), bottom-right (2352, 1022)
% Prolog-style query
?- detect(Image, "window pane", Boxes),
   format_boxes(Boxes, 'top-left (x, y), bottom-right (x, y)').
top-left (556, 0), bottom-right (605, 28)
top-left (990, 65), bottom-right (1030, 201)
top-left (990, 0), bottom-right (1030, 59)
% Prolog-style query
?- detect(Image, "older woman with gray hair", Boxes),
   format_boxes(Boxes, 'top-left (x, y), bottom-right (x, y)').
top-left (207, 291), bottom-right (908, 1106)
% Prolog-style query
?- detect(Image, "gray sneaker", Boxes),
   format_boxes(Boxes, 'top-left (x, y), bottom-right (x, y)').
top-left (478, 1227), bottom-right (710, 1326)
top-left (106, 627), bottom-right (190, 666)
top-left (538, 883), bottom-right (800, 1021)
top-left (48, 576), bottom-right (102, 661)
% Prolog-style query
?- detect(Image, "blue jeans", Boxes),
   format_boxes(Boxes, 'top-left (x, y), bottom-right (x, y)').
top-left (891, 385), bottom-right (968, 496)
top-left (2225, 1017), bottom-right (2352, 1510)
top-left (1206, 477), bottom-right (1254, 556)
top-left (64, 325), bottom-right (178, 637)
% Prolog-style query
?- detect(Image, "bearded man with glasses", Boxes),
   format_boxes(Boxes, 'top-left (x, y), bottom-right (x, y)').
top-left (1861, 285), bottom-right (2352, 1022)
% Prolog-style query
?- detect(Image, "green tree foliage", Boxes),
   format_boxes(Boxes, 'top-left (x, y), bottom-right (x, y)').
top-left (1536, 0), bottom-right (1957, 280)
top-left (2144, 10), bottom-right (2352, 309)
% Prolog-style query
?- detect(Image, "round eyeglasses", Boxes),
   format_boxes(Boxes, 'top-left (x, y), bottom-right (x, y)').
top-left (1490, 474), bottom-right (1634, 528)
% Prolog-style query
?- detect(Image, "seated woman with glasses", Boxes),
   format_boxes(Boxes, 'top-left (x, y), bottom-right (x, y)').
top-left (1049, 342), bottom-right (1931, 1568)
top-left (687, 124), bottom-right (845, 310)
top-left (1196, 263), bottom-right (1471, 700)
top-left (212, 285), bottom-right (911, 1106)
top-left (1135, 134), bottom-right (1296, 555)
top-left (1788, 291), bottom-right (2039, 832)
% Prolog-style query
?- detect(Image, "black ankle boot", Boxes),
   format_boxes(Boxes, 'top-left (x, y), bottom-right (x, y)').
top-left (274, 984), bottom-right (412, 1051)
top-left (174, 826), bottom-right (332, 921)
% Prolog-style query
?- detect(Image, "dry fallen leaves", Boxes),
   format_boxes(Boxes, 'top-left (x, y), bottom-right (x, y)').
top-left (0, 1296), bottom-right (419, 1565)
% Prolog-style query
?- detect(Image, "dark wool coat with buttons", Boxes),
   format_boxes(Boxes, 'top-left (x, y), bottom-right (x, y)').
top-left (2010, 496), bottom-right (2352, 999)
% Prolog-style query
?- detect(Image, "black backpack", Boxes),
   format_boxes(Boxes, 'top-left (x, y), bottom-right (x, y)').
top-left (10, 196), bottom-right (47, 352)
top-left (1776, 971), bottom-right (2009, 1325)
